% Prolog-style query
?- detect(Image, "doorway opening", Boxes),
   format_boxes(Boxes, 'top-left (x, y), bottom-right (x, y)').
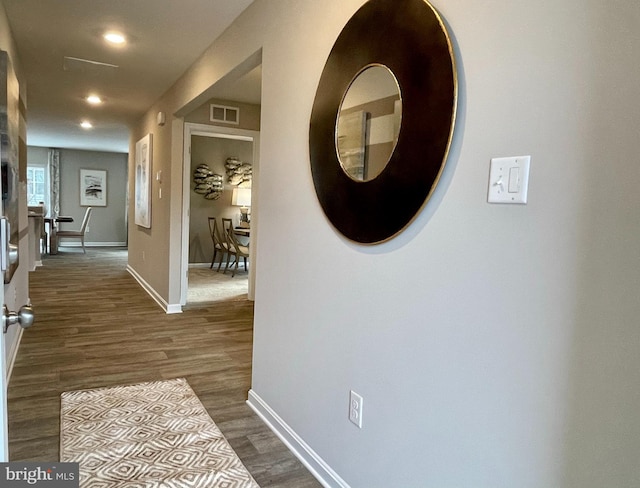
top-left (181, 124), bottom-right (259, 307)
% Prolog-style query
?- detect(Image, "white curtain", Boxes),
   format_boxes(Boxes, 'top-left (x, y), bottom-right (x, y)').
top-left (48, 148), bottom-right (60, 217)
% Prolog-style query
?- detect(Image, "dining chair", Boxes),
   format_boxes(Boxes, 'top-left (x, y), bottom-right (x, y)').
top-left (221, 217), bottom-right (249, 277)
top-left (56, 207), bottom-right (92, 253)
top-left (40, 220), bottom-right (48, 254)
top-left (220, 218), bottom-right (235, 274)
top-left (208, 217), bottom-right (228, 271)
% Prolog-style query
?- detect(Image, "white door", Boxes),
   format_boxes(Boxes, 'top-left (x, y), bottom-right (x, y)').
top-left (0, 265), bottom-right (5, 460)
top-left (0, 218), bottom-right (32, 461)
top-left (0, 387), bottom-right (5, 462)
top-left (0, 48), bottom-right (26, 461)
top-left (0, 222), bottom-right (27, 461)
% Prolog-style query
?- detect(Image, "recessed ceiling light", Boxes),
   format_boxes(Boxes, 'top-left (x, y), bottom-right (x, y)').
top-left (86, 95), bottom-right (102, 105)
top-left (103, 32), bottom-right (126, 45)
top-left (80, 121), bottom-right (93, 129)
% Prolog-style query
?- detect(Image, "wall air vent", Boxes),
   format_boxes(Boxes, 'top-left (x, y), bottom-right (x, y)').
top-left (210, 104), bottom-right (239, 124)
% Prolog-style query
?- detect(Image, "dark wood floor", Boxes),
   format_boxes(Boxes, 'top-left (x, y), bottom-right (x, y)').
top-left (8, 248), bottom-right (321, 488)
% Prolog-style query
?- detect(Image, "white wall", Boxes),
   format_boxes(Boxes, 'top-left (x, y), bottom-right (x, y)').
top-left (133, 0), bottom-right (640, 486)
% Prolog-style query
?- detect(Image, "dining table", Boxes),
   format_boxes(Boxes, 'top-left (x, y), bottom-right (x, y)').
top-left (45, 215), bottom-right (74, 254)
top-left (234, 227), bottom-right (250, 237)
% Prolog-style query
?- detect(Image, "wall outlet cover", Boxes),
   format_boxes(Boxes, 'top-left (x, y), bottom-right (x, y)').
top-left (349, 390), bottom-right (363, 428)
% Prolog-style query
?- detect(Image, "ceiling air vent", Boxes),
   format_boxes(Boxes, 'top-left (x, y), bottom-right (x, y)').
top-left (63, 56), bottom-right (119, 73)
top-left (210, 104), bottom-right (239, 124)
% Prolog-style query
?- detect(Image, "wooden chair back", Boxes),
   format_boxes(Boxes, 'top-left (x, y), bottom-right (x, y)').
top-left (208, 217), bottom-right (224, 249)
top-left (221, 218), bottom-right (235, 251)
top-left (82, 207), bottom-right (93, 230)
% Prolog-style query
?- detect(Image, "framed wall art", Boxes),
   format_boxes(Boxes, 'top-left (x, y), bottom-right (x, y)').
top-left (135, 133), bottom-right (152, 228)
top-left (80, 169), bottom-right (107, 206)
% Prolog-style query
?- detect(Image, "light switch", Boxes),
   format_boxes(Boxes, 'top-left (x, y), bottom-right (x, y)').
top-left (488, 155), bottom-right (530, 204)
top-left (508, 167), bottom-right (520, 193)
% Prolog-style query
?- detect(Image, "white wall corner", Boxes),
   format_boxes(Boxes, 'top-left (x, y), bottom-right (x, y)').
top-left (126, 265), bottom-right (183, 314)
top-left (246, 390), bottom-right (350, 488)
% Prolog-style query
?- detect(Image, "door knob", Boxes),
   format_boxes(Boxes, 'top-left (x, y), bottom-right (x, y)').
top-left (2, 304), bottom-right (35, 333)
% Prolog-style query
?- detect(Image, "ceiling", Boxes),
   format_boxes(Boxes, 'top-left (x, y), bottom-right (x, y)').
top-left (2, 0), bottom-right (257, 153)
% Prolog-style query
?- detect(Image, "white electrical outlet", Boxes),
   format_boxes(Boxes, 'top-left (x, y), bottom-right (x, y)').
top-left (349, 390), bottom-right (363, 428)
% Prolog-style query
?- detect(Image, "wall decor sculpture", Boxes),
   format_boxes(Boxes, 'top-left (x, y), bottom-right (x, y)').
top-left (309, 0), bottom-right (457, 243)
top-left (134, 133), bottom-right (152, 228)
top-left (224, 157), bottom-right (252, 186)
top-left (193, 164), bottom-right (223, 200)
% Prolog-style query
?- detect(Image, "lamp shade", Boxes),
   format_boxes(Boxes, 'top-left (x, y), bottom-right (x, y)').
top-left (231, 187), bottom-right (251, 207)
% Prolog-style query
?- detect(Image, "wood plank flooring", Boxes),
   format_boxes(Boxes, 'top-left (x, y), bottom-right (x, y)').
top-left (8, 248), bottom-right (322, 488)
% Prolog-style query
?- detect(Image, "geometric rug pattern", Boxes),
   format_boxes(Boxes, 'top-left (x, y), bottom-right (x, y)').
top-left (60, 378), bottom-right (260, 487)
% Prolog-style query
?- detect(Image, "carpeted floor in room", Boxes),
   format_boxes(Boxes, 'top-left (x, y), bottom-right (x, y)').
top-left (187, 264), bottom-right (249, 306)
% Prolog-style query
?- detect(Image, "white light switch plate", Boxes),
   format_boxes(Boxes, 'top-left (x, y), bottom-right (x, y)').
top-left (488, 155), bottom-right (530, 204)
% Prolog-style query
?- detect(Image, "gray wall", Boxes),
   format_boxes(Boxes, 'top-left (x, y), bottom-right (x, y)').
top-left (27, 147), bottom-right (128, 246)
top-left (59, 148), bottom-right (128, 245)
top-left (130, 1), bottom-right (640, 487)
top-left (26, 146), bottom-right (48, 165)
top-left (189, 135), bottom-right (253, 263)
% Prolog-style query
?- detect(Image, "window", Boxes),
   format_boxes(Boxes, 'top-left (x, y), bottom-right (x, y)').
top-left (27, 165), bottom-right (49, 209)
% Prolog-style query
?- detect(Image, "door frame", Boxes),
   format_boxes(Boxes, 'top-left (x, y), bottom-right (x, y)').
top-left (180, 122), bottom-right (260, 306)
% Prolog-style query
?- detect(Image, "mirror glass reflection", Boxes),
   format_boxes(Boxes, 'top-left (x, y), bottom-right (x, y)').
top-left (336, 65), bottom-right (402, 181)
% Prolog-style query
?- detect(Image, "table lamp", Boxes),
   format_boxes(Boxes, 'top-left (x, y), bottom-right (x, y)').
top-left (231, 187), bottom-right (252, 228)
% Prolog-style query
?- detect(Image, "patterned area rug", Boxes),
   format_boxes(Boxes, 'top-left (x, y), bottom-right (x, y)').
top-left (60, 378), bottom-right (260, 487)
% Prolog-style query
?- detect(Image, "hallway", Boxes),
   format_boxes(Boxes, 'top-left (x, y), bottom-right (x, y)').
top-left (7, 248), bottom-right (320, 487)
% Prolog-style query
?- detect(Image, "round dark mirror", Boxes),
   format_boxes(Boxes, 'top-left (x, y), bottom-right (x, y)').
top-left (309, 0), bottom-right (457, 244)
top-left (336, 65), bottom-right (402, 182)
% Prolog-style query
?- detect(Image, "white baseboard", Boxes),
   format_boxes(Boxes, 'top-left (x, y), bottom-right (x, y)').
top-left (58, 241), bottom-right (127, 247)
top-left (6, 327), bottom-right (23, 383)
top-left (246, 390), bottom-right (350, 488)
top-left (126, 265), bottom-right (183, 314)
top-left (165, 304), bottom-right (183, 314)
